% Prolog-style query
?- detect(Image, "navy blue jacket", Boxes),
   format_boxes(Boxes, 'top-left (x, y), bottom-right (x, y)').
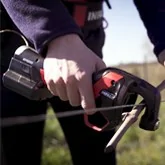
top-left (1, 0), bottom-right (165, 62)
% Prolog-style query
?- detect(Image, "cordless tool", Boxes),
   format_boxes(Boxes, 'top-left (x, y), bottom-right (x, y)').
top-left (2, 45), bottom-right (162, 151)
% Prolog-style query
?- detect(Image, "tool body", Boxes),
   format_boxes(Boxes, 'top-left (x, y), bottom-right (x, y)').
top-left (2, 45), bottom-right (162, 151)
top-left (3, 46), bottom-right (52, 100)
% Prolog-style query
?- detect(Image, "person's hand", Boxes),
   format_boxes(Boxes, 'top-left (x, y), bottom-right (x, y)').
top-left (158, 50), bottom-right (165, 67)
top-left (43, 34), bottom-right (106, 114)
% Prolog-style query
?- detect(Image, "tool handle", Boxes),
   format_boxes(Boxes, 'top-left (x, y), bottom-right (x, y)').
top-left (39, 69), bottom-right (46, 84)
top-left (84, 113), bottom-right (110, 132)
top-left (84, 70), bottom-right (124, 131)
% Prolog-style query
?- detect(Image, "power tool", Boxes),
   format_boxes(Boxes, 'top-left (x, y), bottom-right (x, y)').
top-left (2, 45), bottom-right (161, 133)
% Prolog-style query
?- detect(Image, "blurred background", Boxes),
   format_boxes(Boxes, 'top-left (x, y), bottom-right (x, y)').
top-left (41, 0), bottom-right (165, 164)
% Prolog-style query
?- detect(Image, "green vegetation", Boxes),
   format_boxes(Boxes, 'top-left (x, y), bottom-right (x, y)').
top-left (117, 104), bottom-right (165, 165)
top-left (42, 110), bottom-right (72, 165)
top-left (41, 62), bottom-right (165, 165)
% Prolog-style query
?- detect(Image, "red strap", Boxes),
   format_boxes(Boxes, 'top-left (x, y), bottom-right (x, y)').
top-left (73, 5), bottom-right (87, 26)
top-left (66, 0), bottom-right (87, 26)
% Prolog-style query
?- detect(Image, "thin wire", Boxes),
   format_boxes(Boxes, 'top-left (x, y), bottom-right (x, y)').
top-left (0, 29), bottom-right (29, 46)
top-left (1, 100), bottom-right (165, 127)
top-left (0, 30), bottom-right (164, 128)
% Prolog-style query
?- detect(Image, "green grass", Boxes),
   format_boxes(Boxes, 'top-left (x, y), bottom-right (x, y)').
top-left (42, 110), bottom-right (72, 165)
top-left (41, 103), bottom-right (165, 165)
top-left (117, 104), bottom-right (165, 165)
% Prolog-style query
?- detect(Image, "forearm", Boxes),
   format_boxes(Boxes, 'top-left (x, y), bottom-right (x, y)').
top-left (134, 0), bottom-right (165, 65)
top-left (1, 0), bottom-right (83, 54)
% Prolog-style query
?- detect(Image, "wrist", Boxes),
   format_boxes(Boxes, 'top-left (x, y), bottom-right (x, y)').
top-left (48, 34), bottom-right (82, 49)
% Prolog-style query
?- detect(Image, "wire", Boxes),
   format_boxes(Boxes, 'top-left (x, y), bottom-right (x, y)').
top-left (0, 30), bottom-right (164, 129)
top-left (0, 100), bottom-right (165, 127)
top-left (0, 29), bottom-right (29, 46)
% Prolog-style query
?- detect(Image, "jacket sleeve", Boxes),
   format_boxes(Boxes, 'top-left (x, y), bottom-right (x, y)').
top-left (1, 0), bottom-right (83, 54)
top-left (133, 0), bottom-right (165, 65)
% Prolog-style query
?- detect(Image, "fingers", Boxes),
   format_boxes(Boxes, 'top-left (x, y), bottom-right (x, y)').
top-left (43, 55), bottom-right (106, 111)
top-left (43, 34), bottom-right (107, 113)
top-left (46, 72), bottom-right (96, 113)
top-left (78, 74), bottom-right (96, 115)
top-left (45, 69), bottom-right (68, 101)
top-left (46, 77), bottom-right (68, 101)
top-left (65, 76), bottom-right (81, 106)
top-left (54, 78), bottom-right (68, 101)
top-left (46, 79), bottom-right (58, 96)
top-left (46, 74), bottom-right (81, 105)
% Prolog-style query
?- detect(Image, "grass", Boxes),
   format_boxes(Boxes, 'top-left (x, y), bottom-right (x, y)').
top-left (42, 104), bottom-right (165, 165)
top-left (117, 104), bottom-right (165, 165)
top-left (116, 62), bottom-right (165, 164)
top-left (42, 109), bottom-right (72, 165)
top-left (41, 62), bottom-right (165, 165)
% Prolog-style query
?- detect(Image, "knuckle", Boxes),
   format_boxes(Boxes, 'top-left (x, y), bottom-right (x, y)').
top-left (44, 78), bottom-right (57, 96)
top-left (47, 85), bottom-right (57, 96)
top-left (75, 71), bottom-right (87, 82)
top-left (70, 100), bottom-right (80, 107)
top-left (65, 75), bottom-right (76, 85)
top-left (60, 96), bottom-right (68, 101)
top-left (46, 79), bottom-right (54, 86)
top-left (50, 90), bottom-right (57, 96)
top-left (53, 77), bottom-right (64, 85)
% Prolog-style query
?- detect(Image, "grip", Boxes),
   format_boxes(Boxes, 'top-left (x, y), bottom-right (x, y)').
top-left (39, 69), bottom-right (46, 85)
top-left (84, 70), bottom-right (124, 131)
top-left (131, 80), bottom-right (161, 131)
top-left (84, 113), bottom-right (109, 131)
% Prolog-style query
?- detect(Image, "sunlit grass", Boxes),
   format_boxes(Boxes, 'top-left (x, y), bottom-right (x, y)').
top-left (117, 104), bottom-right (165, 165)
top-left (42, 109), bottom-right (72, 165)
top-left (42, 103), bottom-right (165, 165)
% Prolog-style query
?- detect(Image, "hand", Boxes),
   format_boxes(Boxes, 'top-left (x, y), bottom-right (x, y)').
top-left (158, 49), bottom-right (165, 67)
top-left (43, 34), bottom-right (106, 113)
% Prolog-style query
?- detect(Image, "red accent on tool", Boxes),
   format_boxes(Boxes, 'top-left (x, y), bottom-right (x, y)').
top-left (84, 114), bottom-right (110, 132)
top-left (39, 69), bottom-right (46, 84)
top-left (93, 72), bottom-right (123, 98)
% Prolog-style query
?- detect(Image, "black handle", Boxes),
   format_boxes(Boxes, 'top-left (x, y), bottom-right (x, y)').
top-left (131, 80), bottom-right (161, 131)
